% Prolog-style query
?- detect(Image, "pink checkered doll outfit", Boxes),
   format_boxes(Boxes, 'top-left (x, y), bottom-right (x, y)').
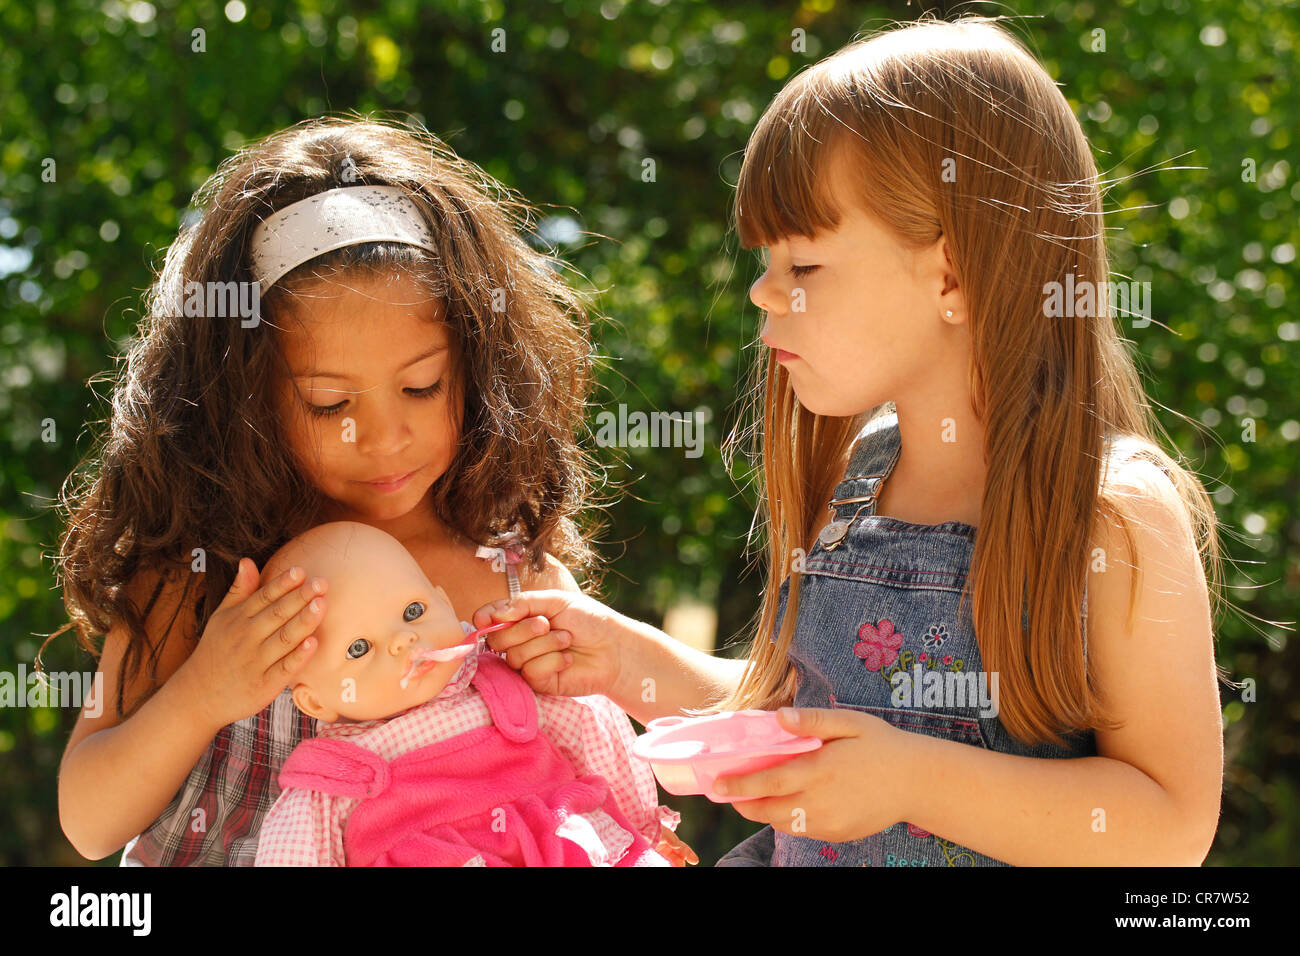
top-left (254, 538), bottom-right (678, 866)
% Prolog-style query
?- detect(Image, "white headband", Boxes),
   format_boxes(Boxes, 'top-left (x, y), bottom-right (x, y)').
top-left (249, 185), bottom-right (439, 292)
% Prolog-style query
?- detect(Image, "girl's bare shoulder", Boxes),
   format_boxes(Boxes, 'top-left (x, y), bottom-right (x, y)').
top-left (516, 552), bottom-right (581, 593)
top-left (1094, 451), bottom-right (1199, 562)
top-left (1087, 450), bottom-right (1210, 663)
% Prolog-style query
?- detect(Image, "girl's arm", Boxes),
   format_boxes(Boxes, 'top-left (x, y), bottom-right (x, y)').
top-left (904, 468), bottom-right (1223, 864)
top-left (610, 616), bottom-right (749, 726)
top-left (57, 569), bottom-right (226, 860)
top-left (477, 588), bottom-right (746, 726)
top-left (503, 553), bottom-right (747, 724)
top-left (61, 560), bottom-right (322, 861)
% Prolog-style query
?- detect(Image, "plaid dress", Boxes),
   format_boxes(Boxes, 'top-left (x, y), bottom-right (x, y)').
top-left (120, 689), bottom-right (317, 866)
top-left (121, 541), bottom-right (527, 866)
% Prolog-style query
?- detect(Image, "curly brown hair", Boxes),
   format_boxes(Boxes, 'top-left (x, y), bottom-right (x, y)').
top-left (46, 114), bottom-right (606, 718)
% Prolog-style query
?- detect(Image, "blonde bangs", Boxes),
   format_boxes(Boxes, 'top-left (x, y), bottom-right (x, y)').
top-left (733, 74), bottom-right (853, 249)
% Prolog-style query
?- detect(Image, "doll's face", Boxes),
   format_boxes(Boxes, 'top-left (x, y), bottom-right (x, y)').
top-left (262, 521), bottom-right (468, 722)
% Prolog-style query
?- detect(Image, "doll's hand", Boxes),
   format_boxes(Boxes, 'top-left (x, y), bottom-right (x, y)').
top-left (655, 825), bottom-right (698, 866)
top-left (713, 707), bottom-right (909, 844)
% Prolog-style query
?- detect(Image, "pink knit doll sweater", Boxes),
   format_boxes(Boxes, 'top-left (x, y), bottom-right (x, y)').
top-left (255, 646), bottom-right (678, 866)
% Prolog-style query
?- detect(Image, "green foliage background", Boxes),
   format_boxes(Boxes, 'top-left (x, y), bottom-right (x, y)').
top-left (0, 0), bottom-right (1295, 865)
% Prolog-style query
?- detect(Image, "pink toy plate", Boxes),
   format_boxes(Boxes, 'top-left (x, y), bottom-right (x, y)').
top-left (631, 710), bottom-right (822, 804)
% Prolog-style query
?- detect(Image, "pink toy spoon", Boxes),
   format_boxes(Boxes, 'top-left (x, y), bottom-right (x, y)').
top-left (399, 621), bottom-right (513, 688)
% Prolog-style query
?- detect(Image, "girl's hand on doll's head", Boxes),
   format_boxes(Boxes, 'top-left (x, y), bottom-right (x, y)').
top-left (175, 558), bottom-right (325, 732)
top-left (471, 590), bottom-right (623, 699)
top-left (713, 707), bottom-right (909, 844)
top-left (655, 826), bottom-right (698, 866)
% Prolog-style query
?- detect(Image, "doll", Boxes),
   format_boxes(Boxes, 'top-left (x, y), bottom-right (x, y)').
top-left (252, 521), bottom-right (676, 866)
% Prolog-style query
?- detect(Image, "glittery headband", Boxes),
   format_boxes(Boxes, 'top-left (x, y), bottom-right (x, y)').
top-left (249, 185), bottom-right (439, 292)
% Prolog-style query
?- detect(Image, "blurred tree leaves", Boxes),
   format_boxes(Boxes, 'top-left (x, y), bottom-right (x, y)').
top-left (0, 0), bottom-right (1295, 864)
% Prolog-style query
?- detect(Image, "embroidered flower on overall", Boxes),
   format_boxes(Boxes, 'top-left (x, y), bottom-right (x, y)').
top-left (880, 634), bottom-right (967, 690)
top-left (922, 624), bottom-right (949, 650)
top-left (854, 619), bottom-right (904, 670)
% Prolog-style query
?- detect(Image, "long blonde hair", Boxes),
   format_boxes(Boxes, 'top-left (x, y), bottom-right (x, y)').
top-left (721, 17), bottom-right (1225, 747)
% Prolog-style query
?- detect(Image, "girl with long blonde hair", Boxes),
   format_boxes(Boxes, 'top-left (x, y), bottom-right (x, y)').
top-left (477, 16), bottom-right (1225, 865)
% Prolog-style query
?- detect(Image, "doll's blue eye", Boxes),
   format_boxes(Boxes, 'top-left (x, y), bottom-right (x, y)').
top-left (403, 602), bottom-right (425, 623)
top-left (346, 638), bottom-right (371, 659)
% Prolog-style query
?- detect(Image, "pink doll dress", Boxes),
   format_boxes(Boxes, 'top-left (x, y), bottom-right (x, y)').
top-left (274, 653), bottom-right (665, 866)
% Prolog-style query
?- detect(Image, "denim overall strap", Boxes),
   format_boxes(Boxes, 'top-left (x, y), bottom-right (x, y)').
top-left (814, 409), bottom-right (904, 554)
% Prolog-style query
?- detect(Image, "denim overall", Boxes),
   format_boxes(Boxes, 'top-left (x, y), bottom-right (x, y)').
top-left (718, 405), bottom-right (1108, 867)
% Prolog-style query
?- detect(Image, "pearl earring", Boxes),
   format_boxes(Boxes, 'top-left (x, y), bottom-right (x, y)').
top-left (945, 309), bottom-right (954, 318)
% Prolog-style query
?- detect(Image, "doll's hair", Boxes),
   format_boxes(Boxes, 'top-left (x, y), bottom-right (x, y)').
top-left (718, 16), bottom-right (1229, 746)
top-left (47, 115), bottom-right (604, 718)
